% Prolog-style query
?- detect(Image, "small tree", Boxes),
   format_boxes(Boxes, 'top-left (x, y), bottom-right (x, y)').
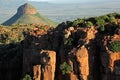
top-left (64, 38), bottom-right (73, 46)
top-left (85, 21), bottom-right (93, 27)
top-left (22, 74), bottom-right (32, 80)
top-left (95, 17), bottom-right (105, 26)
top-left (72, 20), bottom-right (79, 26)
top-left (110, 41), bottom-right (120, 52)
top-left (100, 15), bottom-right (109, 20)
top-left (60, 62), bottom-right (72, 75)
top-left (100, 25), bottom-right (105, 32)
top-left (72, 19), bottom-right (84, 26)
top-left (108, 16), bottom-right (116, 23)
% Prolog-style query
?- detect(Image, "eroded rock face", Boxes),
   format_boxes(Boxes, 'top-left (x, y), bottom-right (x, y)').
top-left (22, 48), bottom-right (56, 80)
top-left (33, 50), bottom-right (56, 80)
top-left (76, 46), bottom-right (89, 80)
top-left (100, 33), bottom-right (120, 80)
top-left (40, 50), bottom-right (56, 80)
top-left (101, 52), bottom-right (120, 80)
top-left (33, 65), bottom-right (41, 80)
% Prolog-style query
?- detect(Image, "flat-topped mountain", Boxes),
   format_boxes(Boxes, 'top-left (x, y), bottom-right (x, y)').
top-left (2, 3), bottom-right (57, 26)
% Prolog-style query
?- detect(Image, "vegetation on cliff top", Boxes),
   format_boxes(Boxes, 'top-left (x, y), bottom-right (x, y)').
top-left (0, 13), bottom-right (119, 46)
top-left (0, 13), bottom-right (120, 44)
top-left (70, 13), bottom-right (119, 29)
top-left (0, 24), bottom-right (51, 44)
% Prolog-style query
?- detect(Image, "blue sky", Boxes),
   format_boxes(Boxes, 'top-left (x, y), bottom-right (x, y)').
top-left (28, 0), bottom-right (112, 3)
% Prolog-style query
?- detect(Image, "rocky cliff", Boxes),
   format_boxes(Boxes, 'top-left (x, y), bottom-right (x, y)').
top-left (21, 17), bottom-right (120, 80)
top-left (0, 13), bottom-right (120, 80)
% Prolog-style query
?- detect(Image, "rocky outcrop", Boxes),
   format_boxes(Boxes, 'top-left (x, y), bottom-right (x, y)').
top-left (33, 65), bottom-right (41, 80)
top-left (100, 33), bottom-right (120, 80)
top-left (18, 3), bottom-right (37, 15)
top-left (22, 21), bottom-right (119, 80)
top-left (40, 50), bottom-right (56, 80)
top-left (22, 49), bottom-right (56, 80)
top-left (75, 46), bottom-right (89, 80)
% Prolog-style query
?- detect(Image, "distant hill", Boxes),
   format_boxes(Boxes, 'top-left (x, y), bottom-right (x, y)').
top-left (2, 3), bottom-right (57, 26)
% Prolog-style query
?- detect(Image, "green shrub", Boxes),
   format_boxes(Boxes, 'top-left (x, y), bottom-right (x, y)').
top-left (60, 62), bottom-right (72, 75)
top-left (108, 16), bottom-right (116, 23)
top-left (64, 38), bottom-right (73, 46)
top-left (72, 19), bottom-right (84, 26)
top-left (100, 15), bottom-right (109, 22)
top-left (22, 74), bottom-right (32, 80)
top-left (72, 20), bottom-right (79, 26)
top-left (99, 25), bottom-right (105, 32)
top-left (85, 21), bottom-right (93, 27)
top-left (100, 15), bottom-right (109, 20)
top-left (110, 41), bottom-right (120, 52)
top-left (95, 17), bottom-right (105, 26)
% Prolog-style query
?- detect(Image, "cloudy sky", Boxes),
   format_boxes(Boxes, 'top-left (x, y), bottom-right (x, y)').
top-left (28, 0), bottom-right (112, 3)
